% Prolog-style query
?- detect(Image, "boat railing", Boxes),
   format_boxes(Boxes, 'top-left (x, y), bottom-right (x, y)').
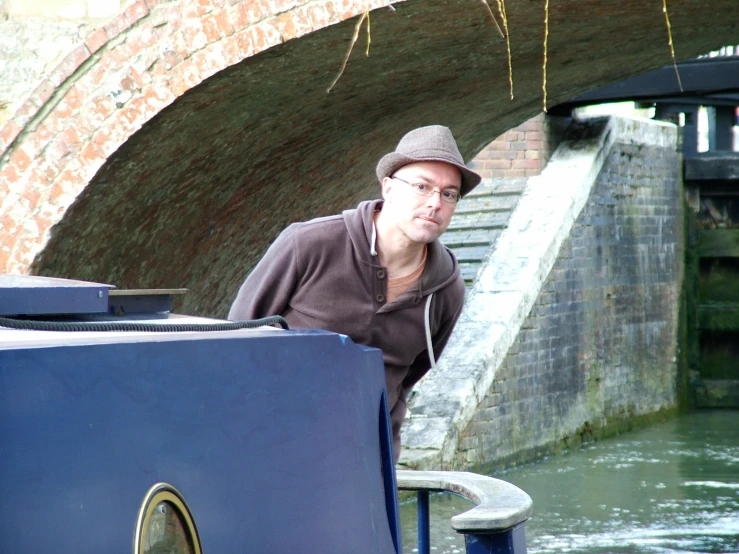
top-left (396, 469), bottom-right (533, 554)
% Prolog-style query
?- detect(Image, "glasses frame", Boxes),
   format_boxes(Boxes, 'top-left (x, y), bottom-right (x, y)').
top-left (391, 176), bottom-right (462, 205)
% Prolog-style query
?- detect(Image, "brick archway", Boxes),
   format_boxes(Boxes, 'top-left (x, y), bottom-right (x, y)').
top-left (0, 0), bottom-right (378, 275)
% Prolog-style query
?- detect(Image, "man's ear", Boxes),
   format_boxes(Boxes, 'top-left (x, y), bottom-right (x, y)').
top-left (381, 177), bottom-right (394, 202)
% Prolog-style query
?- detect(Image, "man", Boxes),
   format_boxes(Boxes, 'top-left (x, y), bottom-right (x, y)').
top-left (228, 125), bottom-right (481, 461)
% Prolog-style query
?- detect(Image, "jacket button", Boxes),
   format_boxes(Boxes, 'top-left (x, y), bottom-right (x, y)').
top-left (376, 294), bottom-right (385, 303)
top-left (377, 270), bottom-right (386, 279)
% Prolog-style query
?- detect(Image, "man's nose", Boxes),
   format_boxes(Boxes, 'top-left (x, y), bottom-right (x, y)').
top-left (426, 190), bottom-right (443, 210)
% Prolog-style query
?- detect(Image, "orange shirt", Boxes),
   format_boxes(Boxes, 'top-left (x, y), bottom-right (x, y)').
top-left (386, 246), bottom-right (428, 303)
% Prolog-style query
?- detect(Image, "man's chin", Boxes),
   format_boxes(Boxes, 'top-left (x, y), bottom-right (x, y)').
top-left (408, 229), bottom-right (443, 245)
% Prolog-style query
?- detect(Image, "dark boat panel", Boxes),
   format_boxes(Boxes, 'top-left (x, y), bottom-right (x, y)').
top-left (0, 329), bottom-right (397, 553)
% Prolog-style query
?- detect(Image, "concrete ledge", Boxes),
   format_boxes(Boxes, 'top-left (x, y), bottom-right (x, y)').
top-left (400, 115), bottom-right (678, 469)
top-left (396, 470), bottom-right (533, 532)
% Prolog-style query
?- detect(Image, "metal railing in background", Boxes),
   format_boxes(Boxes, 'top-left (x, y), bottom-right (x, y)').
top-left (397, 470), bottom-right (533, 554)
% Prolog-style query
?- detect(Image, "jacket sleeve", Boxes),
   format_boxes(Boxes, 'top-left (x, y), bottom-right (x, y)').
top-left (391, 286), bottom-right (466, 462)
top-left (228, 225), bottom-right (301, 321)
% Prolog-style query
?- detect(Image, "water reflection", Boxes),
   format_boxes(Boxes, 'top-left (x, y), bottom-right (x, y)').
top-left (400, 411), bottom-right (739, 554)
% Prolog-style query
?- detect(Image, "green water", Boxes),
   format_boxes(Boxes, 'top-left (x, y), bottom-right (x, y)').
top-left (400, 411), bottom-right (739, 554)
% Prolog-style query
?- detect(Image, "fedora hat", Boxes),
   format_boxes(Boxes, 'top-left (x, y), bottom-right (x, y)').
top-left (376, 125), bottom-right (481, 197)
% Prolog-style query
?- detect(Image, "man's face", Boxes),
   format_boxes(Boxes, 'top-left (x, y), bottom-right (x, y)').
top-left (381, 161), bottom-right (462, 245)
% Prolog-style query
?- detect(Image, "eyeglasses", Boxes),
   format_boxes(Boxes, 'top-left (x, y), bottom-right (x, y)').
top-left (392, 176), bottom-right (461, 205)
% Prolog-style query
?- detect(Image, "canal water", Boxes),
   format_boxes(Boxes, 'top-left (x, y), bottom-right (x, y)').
top-left (400, 410), bottom-right (739, 554)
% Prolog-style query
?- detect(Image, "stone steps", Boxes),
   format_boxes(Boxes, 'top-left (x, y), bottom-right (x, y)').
top-left (442, 178), bottom-right (528, 287)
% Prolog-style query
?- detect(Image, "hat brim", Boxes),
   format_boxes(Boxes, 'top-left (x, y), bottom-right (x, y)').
top-left (376, 152), bottom-right (481, 197)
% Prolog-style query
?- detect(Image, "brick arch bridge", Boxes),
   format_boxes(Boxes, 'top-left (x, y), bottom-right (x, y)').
top-left (1, 0), bottom-right (737, 316)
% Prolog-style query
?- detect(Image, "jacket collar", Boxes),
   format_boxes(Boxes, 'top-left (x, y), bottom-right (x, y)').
top-left (343, 200), bottom-right (460, 297)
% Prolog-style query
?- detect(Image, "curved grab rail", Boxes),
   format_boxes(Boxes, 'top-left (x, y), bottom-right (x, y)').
top-left (395, 470), bottom-right (533, 532)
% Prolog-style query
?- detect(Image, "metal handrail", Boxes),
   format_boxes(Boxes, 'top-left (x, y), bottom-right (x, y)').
top-left (396, 470), bottom-right (533, 554)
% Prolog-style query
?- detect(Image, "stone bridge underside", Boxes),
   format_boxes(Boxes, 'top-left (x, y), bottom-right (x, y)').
top-left (2, 0), bottom-right (737, 316)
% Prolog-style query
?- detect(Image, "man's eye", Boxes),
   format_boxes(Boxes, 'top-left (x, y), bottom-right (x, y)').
top-left (442, 191), bottom-right (458, 200)
top-left (413, 183), bottom-right (431, 192)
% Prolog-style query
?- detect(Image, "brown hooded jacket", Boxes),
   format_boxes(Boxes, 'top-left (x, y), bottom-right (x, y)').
top-left (228, 199), bottom-right (465, 461)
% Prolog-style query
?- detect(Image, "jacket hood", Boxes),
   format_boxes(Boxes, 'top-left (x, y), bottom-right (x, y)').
top-left (343, 200), bottom-right (461, 297)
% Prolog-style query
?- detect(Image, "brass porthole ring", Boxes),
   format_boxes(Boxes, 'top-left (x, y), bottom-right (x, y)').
top-left (134, 483), bottom-right (203, 554)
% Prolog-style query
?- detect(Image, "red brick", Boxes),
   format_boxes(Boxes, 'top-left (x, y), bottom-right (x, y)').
top-left (0, 162), bottom-right (20, 184)
top-left (293, 7), bottom-right (314, 34)
top-left (125, 0), bottom-right (150, 25)
top-left (512, 159), bottom-right (541, 169)
top-left (63, 85), bottom-right (85, 113)
top-left (260, 18), bottom-right (283, 47)
top-left (126, 23), bottom-right (159, 56)
top-left (510, 141), bottom-right (527, 150)
top-left (324, 0), bottom-right (337, 22)
top-left (221, 35), bottom-right (242, 65)
top-left (144, 0), bottom-right (169, 8)
top-left (524, 131), bottom-right (544, 141)
top-left (44, 137), bottom-right (74, 169)
top-left (215, 9), bottom-right (235, 35)
top-left (244, 0), bottom-right (271, 25)
top-left (484, 159), bottom-right (512, 169)
top-left (340, 0), bottom-right (360, 19)
top-left (524, 140), bottom-right (544, 150)
top-left (104, 13), bottom-right (131, 42)
top-left (231, 2), bottom-right (250, 29)
top-left (91, 127), bottom-right (123, 158)
top-left (120, 75), bottom-right (138, 93)
top-left (48, 44), bottom-right (91, 87)
top-left (27, 163), bottom-right (59, 188)
top-left (0, 246), bottom-right (12, 272)
top-left (485, 140), bottom-right (510, 151)
top-left (492, 150), bottom-right (520, 160)
top-left (90, 96), bottom-right (116, 124)
top-left (0, 120), bottom-right (22, 151)
top-left (29, 80), bottom-right (56, 108)
top-left (9, 147), bottom-right (32, 172)
top-left (167, 73), bottom-right (189, 97)
top-left (277, 13), bottom-right (298, 40)
top-left (179, 20), bottom-right (208, 56)
top-left (20, 188), bottom-right (41, 211)
top-left (48, 181), bottom-right (65, 204)
top-left (525, 168), bottom-right (542, 177)
top-left (307, 4), bottom-right (328, 28)
top-left (111, 43), bottom-right (134, 66)
top-left (517, 118), bottom-right (543, 132)
top-left (162, 4), bottom-right (184, 30)
top-left (525, 150), bottom-right (541, 160)
top-left (249, 24), bottom-right (268, 51)
top-left (20, 124), bottom-right (53, 160)
top-left (141, 86), bottom-right (174, 113)
top-left (12, 99), bottom-right (41, 127)
top-left (235, 31), bottom-right (255, 57)
top-left (202, 13), bottom-right (223, 41)
top-left (34, 214), bottom-right (53, 239)
top-left (79, 141), bottom-right (105, 169)
top-left (61, 126), bottom-right (83, 149)
top-left (117, 101), bottom-right (146, 135)
top-left (86, 27), bottom-right (109, 54)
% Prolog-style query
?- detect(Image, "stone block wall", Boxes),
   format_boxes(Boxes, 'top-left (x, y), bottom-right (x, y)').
top-left (469, 114), bottom-right (569, 179)
top-left (458, 124), bottom-right (684, 470)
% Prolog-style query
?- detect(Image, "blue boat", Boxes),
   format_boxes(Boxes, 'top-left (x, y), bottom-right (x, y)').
top-left (0, 275), bottom-right (531, 554)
